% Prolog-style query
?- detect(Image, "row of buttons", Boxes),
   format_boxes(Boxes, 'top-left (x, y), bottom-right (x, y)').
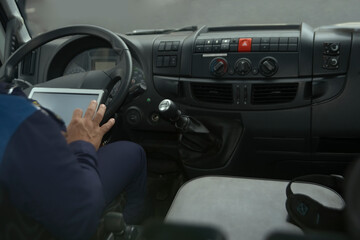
top-left (156, 55), bottom-right (177, 67)
top-left (158, 41), bottom-right (180, 51)
top-left (195, 37), bottom-right (298, 53)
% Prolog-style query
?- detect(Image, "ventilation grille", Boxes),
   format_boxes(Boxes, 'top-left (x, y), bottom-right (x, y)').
top-left (251, 83), bottom-right (298, 105)
top-left (191, 83), bottom-right (233, 104)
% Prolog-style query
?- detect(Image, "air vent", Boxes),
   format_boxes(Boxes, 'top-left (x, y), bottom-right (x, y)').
top-left (191, 83), bottom-right (233, 104)
top-left (251, 83), bottom-right (298, 105)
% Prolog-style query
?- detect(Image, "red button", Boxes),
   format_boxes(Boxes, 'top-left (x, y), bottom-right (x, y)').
top-left (238, 38), bottom-right (252, 52)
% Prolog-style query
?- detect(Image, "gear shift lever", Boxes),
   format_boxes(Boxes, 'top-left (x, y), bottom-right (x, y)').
top-left (158, 99), bottom-right (221, 153)
top-left (158, 99), bottom-right (189, 130)
top-left (158, 99), bottom-right (181, 121)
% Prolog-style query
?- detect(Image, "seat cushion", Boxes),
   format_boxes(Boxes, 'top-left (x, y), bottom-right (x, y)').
top-left (165, 176), bottom-right (344, 240)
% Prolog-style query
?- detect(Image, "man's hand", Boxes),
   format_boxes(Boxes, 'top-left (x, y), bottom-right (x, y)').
top-left (65, 100), bottom-right (115, 150)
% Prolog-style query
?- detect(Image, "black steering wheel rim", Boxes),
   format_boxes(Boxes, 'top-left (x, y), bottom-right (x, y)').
top-left (0, 25), bottom-right (132, 122)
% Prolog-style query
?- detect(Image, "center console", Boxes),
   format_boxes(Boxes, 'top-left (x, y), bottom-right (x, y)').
top-left (126, 23), bottom-right (355, 175)
top-left (152, 23), bottom-right (351, 113)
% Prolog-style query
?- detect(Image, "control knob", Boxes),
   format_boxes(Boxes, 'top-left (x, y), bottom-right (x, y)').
top-left (328, 57), bottom-right (338, 67)
top-left (259, 57), bottom-right (278, 77)
top-left (209, 57), bottom-right (228, 77)
top-left (324, 56), bottom-right (339, 69)
top-left (330, 43), bottom-right (340, 53)
top-left (235, 58), bottom-right (252, 76)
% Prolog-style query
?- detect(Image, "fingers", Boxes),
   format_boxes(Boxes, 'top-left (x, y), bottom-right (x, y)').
top-left (72, 108), bottom-right (83, 119)
top-left (84, 100), bottom-right (97, 119)
top-left (93, 104), bottom-right (106, 125)
top-left (100, 118), bottom-right (115, 134)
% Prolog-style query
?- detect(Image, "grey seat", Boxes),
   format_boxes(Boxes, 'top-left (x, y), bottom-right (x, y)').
top-left (165, 176), bottom-right (344, 240)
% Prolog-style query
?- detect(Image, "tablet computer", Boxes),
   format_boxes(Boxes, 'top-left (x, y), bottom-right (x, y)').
top-left (28, 87), bottom-right (104, 126)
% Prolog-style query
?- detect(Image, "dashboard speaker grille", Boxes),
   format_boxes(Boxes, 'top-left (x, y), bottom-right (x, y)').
top-left (191, 83), bottom-right (233, 104)
top-left (251, 83), bottom-right (298, 105)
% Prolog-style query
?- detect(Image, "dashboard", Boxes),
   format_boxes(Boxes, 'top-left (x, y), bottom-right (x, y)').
top-left (63, 47), bottom-right (146, 89)
top-left (20, 23), bottom-right (360, 179)
top-left (63, 48), bottom-right (119, 75)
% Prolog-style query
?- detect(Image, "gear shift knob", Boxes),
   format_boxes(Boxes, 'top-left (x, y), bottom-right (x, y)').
top-left (158, 99), bottom-right (181, 122)
top-left (158, 99), bottom-right (221, 155)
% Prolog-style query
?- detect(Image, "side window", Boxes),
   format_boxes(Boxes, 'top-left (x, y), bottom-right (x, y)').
top-left (0, 3), bottom-right (7, 67)
top-left (0, 0), bottom-right (31, 68)
top-left (0, 25), bottom-right (6, 66)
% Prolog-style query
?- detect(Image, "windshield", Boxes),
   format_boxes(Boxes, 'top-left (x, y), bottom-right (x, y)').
top-left (23, 0), bottom-right (360, 35)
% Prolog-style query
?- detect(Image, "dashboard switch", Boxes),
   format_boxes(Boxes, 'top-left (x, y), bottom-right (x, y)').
top-left (229, 44), bottom-right (238, 52)
top-left (323, 56), bottom-right (339, 69)
top-left (289, 37), bottom-right (298, 44)
top-left (251, 44), bottom-right (260, 51)
top-left (330, 43), bottom-right (340, 52)
top-left (324, 42), bottom-right (340, 55)
top-left (195, 45), bottom-right (204, 53)
top-left (158, 42), bottom-right (165, 51)
top-left (288, 44), bottom-right (298, 51)
top-left (260, 44), bottom-right (270, 51)
top-left (329, 57), bottom-right (339, 67)
top-left (213, 45), bottom-right (221, 52)
top-left (156, 56), bottom-right (163, 67)
top-left (279, 37), bottom-right (288, 44)
top-left (252, 38), bottom-right (261, 44)
top-left (279, 44), bottom-right (288, 51)
top-left (220, 44), bottom-right (229, 51)
top-left (270, 44), bottom-right (279, 51)
top-left (204, 46), bottom-right (212, 52)
top-left (163, 56), bottom-right (170, 67)
top-left (165, 42), bottom-right (172, 51)
top-left (270, 37), bottom-right (279, 44)
top-left (238, 38), bottom-right (252, 52)
top-left (170, 56), bottom-right (177, 67)
top-left (261, 37), bottom-right (270, 44)
top-left (171, 41), bottom-right (180, 51)
top-left (231, 38), bottom-right (239, 44)
top-left (213, 39), bottom-right (221, 45)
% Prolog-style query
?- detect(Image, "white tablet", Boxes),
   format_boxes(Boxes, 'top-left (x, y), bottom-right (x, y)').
top-left (28, 88), bottom-right (104, 126)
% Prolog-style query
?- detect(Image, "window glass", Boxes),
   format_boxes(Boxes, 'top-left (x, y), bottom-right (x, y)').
top-left (23, 0), bottom-right (360, 36)
top-left (0, 24), bottom-right (5, 64)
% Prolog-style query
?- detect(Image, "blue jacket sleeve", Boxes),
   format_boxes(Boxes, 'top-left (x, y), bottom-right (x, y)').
top-left (0, 110), bottom-right (105, 240)
top-left (69, 140), bottom-right (98, 171)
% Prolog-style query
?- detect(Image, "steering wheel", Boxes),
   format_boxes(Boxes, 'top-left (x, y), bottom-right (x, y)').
top-left (0, 25), bottom-right (132, 122)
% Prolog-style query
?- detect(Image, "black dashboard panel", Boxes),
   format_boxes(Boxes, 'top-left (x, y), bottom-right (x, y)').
top-left (21, 23), bottom-right (360, 178)
top-left (63, 48), bottom-right (120, 75)
top-left (153, 24), bottom-right (313, 111)
top-left (46, 36), bottom-right (112, 81)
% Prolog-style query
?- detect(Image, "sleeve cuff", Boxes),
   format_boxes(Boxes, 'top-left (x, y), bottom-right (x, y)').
top-left (68, 140), bottom-right (98, 167)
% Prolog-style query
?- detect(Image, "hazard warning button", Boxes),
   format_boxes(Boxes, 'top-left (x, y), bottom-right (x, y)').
top-left (238, 38), bottom-right (252, 52)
